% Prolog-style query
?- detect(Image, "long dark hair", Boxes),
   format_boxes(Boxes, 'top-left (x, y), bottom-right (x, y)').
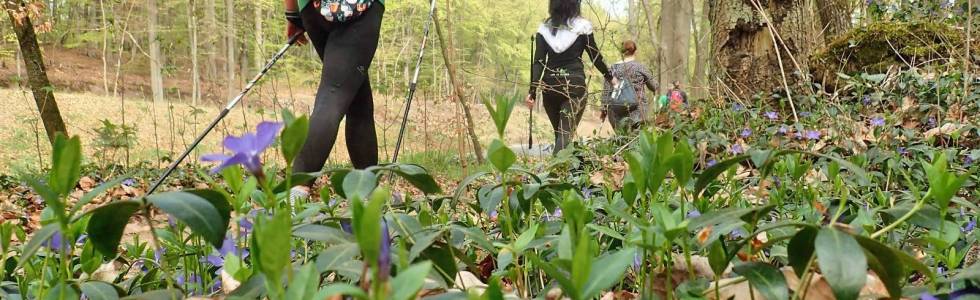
top-left (547, 0), bottom-right (581, 35)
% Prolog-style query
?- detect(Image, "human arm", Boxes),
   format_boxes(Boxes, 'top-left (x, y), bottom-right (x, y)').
top-left (285, 0), bottom-right (308, 45)
top-left (638, 63), bottom-right (658, 93)
top-left (528, 33), bottom-right (548, 102)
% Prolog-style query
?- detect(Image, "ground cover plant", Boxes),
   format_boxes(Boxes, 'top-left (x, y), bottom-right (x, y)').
top-left (1, 67), bottom-right (978, 299)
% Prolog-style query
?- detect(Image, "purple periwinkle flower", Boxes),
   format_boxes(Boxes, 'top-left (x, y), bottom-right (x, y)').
top-left (778, 125), bottom-right (789, 135)
top-left (686, 209), bottom-right (701, 219)
top-left (740, 128), bottom-right (753, 138)
top-left (764, 111), bottom-right (778, 120)
top-left (928, 117), bottom-right (937, 128)
top-left (167, 215), bottom-right (178, 229)
top-left (238, 217), bottom-right (253, 235)
top-left (340, 219), bottom-right (353, 234)
top-left (210, 279), bottom-right (223, 294)
top-left (730, 144), bottom-right (745, 155)
top-left (45, 229), bottom-right (67, 252)
top-left (378, 221), bottom-right (392, 281)
top-left (122, 178), bottom-right (137, 187)
top-left (963, 155), bottom-right (974, 167)
top-left (633, 251), bottom-right (643, 270)
top-left (898, 147), bottom-right (909, 156)
top-left (963, 219), bottom-right (976, 233)
top-left (707, 159), bottom-right (718, 167)
top-left (201, 121), bottom-right (283, 176)
top-left (488, 210), bottom-right (499, 222)
top-left (805, 130), bottom-right (822, 141)
top-left (729, 228), bottom-right (748, 239)
top-left (870, 116), bottom-right (886, 127)
top-left (553, 208), bottom-right (563, 218)
top-left (800, 111), bottom-right (812, 118)
top-left (582, 187), bottom-right (593, 199)
top-left (921, 293), bottom-right (940, 300)
top-left (733, 103), bottom-right (744, 112)
top-left (154, 247), bottom-right (164, 263)
top-left (862, 95), bottom-right (872, 105)
top-left (938, 265), bottom-right (946, 276)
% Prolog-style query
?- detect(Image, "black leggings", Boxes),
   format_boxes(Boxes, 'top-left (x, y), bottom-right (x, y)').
top-left (293, 4), bottom-right (384, 174)
top-left (541, 74), bottom-right (587, 154)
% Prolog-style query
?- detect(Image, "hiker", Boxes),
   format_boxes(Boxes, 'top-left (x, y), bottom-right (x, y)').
top-left (663, 81), bottom-right (688, 113)
top-left (602, 40), bottom-right (657, 132)
top-left (285, 0), bottom-right (384, 197)
top-left (526, 0), bottom-right (612, 154)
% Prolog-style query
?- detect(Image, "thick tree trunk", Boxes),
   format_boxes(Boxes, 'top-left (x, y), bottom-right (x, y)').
top-left (5, 0), bottom-right (68, 143)
top-left (816, 0), bottom-right (853, 39)
top-left (709, 0), bottom-right (820, 100)
top-left (639, 0), bottom-right (661, 81)
top-left (659, 0), bottom-right (693, 90)
top-left (434, 6), bottom-right (484, 163)
top-left (148, 0), bottom-right (164, 103)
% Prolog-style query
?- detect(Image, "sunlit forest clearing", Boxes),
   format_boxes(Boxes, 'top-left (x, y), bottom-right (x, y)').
top-left (1, 0), bottom-right (978, 299)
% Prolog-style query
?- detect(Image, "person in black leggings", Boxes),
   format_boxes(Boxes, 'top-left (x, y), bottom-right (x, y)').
top-left (526, 0), bottom-right (611, 154)
top-left (284, 0), bottom-right (383, 197)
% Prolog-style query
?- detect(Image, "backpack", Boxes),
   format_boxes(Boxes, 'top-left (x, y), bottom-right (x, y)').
top-left (609, 63), bottom-right (638, 106)
top-left (668, 89), bottom-right (685, 112)
top-left (316, 0), bottom-right (377, 22)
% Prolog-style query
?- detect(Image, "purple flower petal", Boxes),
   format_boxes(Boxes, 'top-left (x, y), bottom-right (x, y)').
top-left (222, 134), bottom-right (256, 154)
top-left (205, 255), bottom-right (224, 267)
top-left (254, 122), bottom-right (284, 151)
top-left (200, 153), bottom-right (231, 162)
top-left (378, 221), bottom-right (392, 281)
top-left (211, 153), bottom-right (251, 174)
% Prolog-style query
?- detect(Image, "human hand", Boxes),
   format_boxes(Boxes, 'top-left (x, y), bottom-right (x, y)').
top-left (287, 22), bottom-right (308, 46)
top-left (525, 94), bottom-right (535, 109)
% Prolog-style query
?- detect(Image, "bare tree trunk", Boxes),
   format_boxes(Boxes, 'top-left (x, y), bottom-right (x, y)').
top-left (628, 0), bottom-right (640, 41)
top-left (254, 2), bottom-right (264, 72)
top-left (100, 0), bottom-right (110, 94)
top-left (691, 0), bottom-right (711, 99)
top-left (205, 0), bottom-right (217, 83)
top-left (148, 0), bottom-right (164, 103)
top-left (659, 0), bottom-right (692, 90)
top-left (639, 0), bottom-right (661, 81)
top-left (5, 0), bottom-right (68, 142)
top-left (816, 0), bottom-right (853, 39)
top-left (189, 0), bottom-right (201, 106)
top-left (709, 0), bottom-right (819, 100)
top-left (434, 6), bottom-right (484, 163)
top-left (225, 0), bottom-right (236, 99)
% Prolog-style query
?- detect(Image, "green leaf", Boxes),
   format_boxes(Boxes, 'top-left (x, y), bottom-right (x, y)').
top-left (853, 234), bottom-right (931, 278)
top-left (707, 240), bottom-right (729, 277)
top-left (45, 282), bottom-right (79, 300)
top-left (80, 281), bottom-right (119, 300)
top-left (147, 191), bottom-right (229, 249)
top-left (71, 175), bottom-right (128, 218)
top-left (787, 227), bottom-right (817, 276)
top-left (420, 243), bottom-right (459, 286)
top-left (390, 261), bottom-right (433, 300)
top-left (49, 134), bottom-right (82, 196)
top-left (953, 262), bottom-right (980, 281)
top-left (815, 228), bottom-right (867, 300)
top-left (862, 247), bottom-right (902, 300)
top-left (17, 224), bottom-right (59, 270)
top-left (255, 211), bottom-right (292, 290)
top-left (315, 283), bottom-right (367, 299)
top-left (487, 140), bottom-right (516, 172)
top-left (389, 164), bottom-right (442, 194)
top-left (531, 254), bottom-right (578, 299)
top-left (293, 224), bottom-right (351, 244)
top-left (80, 240), bottom-right (103, 274)
top-left (28, 180), bottom-right (66, 226)
top-left (353, 188), bottom-right (387, 268)
top-left (513, 223), bottom-right (539, 253)
top-left (409, 229), bottom-right (444, 261)
top-left (281, 115), bottom-right (309, 165)
top-left (86, 200), bottom-right (141, 257)
top-left (581, 247), bottom-right (636, 299)
top-left (315, 243), bottom-right (360, 273)
top-left (285, 263), bottom-right (319, 300)
top-left (694, 154), bottom-right (750, 198)
top-left (733, 262), bottom-right (788, 300)
top-left (343, 170), bottom-right (378, 201)
top-left (120, 289), bottom-right (183, 300)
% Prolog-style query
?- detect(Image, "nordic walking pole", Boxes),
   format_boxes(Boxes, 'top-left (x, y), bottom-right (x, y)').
top-left (146, 33), bottom-right (303, 195)
top-left (390, 0), bottom-right (438, 164)
top-left (528, 34), bottom-right (535, 149)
